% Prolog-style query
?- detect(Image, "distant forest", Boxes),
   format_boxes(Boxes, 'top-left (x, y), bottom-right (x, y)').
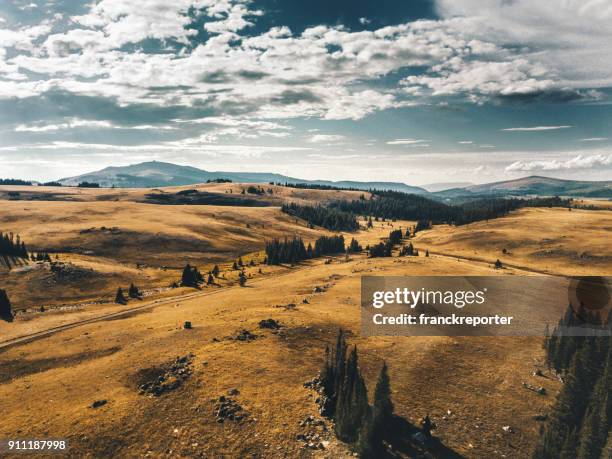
top-left (0, 178), bottom-right (32, 186)
top-left (283, 192), bottom-right (570, 231)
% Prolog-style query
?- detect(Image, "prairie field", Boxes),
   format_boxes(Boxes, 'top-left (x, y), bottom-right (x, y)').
top-left (0, 185), bottom-right (610, 458)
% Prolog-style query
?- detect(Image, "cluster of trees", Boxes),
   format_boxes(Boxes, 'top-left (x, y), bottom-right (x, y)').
top-left (368, 241), bottom-right (393, 258)
top-left (273, 182), bottom-right (364, 192)
top-left (181, 264), bottom-right (204, 287)
top-left (41, 181), bottom-right (62, 187)
top-left (265, 235), bottom-right (350, 265)
top-left (388, 229), bottom-right (403, 245)
top-left (329, 191), bottom-right (570, 227)
top-left (314, 235), bottom-right (346, 257)
top-left (534, 312), bottom-right (611, 459)
top-left (399, 243), bottom-right (419, 256)
top-left (77, 181), bottom-right (101, 188)
top-left (320, 330), bottom-right (394, 457)
top-left (206, 178), bottom-right (232, 183)
top-left (281, 203), bottom-right (359, 232)
top-left (0, 178), bottom-right (32, 185)
top-left (0, 289), bottom-right (13, 321)
top-left (347, 238), bottom-right (363, 253)
top-left (0, 232), bottom-right (28, 259)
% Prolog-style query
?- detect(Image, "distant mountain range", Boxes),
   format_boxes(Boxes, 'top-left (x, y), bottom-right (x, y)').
top-left (434, 176), bottom-right (612, 199)
top-left (57, 161), bottom-right (612, 198)
top-left (58, 161), bottom-right (428, 194)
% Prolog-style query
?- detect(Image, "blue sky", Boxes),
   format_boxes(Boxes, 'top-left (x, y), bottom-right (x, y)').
top-left (0, 0), bottom-right (611, 185)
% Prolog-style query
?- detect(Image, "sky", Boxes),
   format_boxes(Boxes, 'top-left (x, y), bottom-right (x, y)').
top-left (0, 0), bottom-right (611, 185)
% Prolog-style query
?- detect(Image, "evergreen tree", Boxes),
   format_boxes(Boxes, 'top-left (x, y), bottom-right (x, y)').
top-left (181, 264), bottom-right (202, 287)
top-left (211, 265), bottom-right (220, 277)
top-left (115, 287), bottom-right (127, 305)
top-left (495, 259), bottom-right (503, 269)
top-left (239, 271), bottom-right (247, 286)
top-left (128, 283), bottom-right (140, 298)
top-left (0, 289), bottom-right (13, 321)
top-left (347, 238), bottom-right (362, 253)
top-left (335, 346), bottom-right (369, 443)
top-left (207, 273), bottom-right (214, 285)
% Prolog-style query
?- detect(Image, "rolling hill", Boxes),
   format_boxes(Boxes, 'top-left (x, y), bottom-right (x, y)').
top-left (434, 176), bottom-right (612, 198)
top-left (58, 161), bottom-right (428, 194)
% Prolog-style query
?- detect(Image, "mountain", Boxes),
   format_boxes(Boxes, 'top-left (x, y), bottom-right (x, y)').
top-left (434, 176), bottom-right (612, 198)
top-left (58, 161), bottom-right (428, 194)
top-left (421, 181), bottom-right (473, 192)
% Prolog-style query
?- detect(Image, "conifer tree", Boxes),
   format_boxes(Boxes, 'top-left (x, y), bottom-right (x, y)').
top-left (115, 287), bottom-right (127, 305)
top-left (0, 289), bottom-right (13, 321)
top-left (239, 271), bottom-right (247, 286)
top-left (207, 273), bottom-right (214, 285)
top-left (211, 265), bottom-right (220, 277)
top-left (128, 283), bottom-right (140, 298)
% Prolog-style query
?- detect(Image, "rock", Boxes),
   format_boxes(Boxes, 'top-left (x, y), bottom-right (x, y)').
top-left (138, 354), bottom-right (194, 397)
top-left (228, 388), bottom-right (240, 396)
top-left (302, 298), bottom-right (309, 304)
top-left (258, 319), bottom-right (280, 330)
top-left (234, 329), bottom-right (257, 341)
top-left (91, 399), bottom-right (107, 408)
top-left (502, 425), bottom-right (513, 433)
top-left (183, 321), bottom-right (192, 329)
top-left (313, 286), bottom-right (323, 293)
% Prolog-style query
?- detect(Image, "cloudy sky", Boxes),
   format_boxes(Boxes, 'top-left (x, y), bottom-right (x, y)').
top-left (0, 0), bottom-right (611, 185)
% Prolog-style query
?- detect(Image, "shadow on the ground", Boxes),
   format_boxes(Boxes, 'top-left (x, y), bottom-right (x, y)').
top-left (384, 415), bottom-right (466, 459)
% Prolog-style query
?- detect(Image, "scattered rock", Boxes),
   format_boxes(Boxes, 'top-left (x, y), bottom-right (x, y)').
top-left (258, 318), bottom-right (281, 329)
top-left (228, 388), bottom-right (240, 396)
top-left (233, 329), bottom-right (257, 341)
top-left (502, 425), bottom-right (513, 433)
top-left (138, 354), bottom-right (194, 396)
top-left (213, 396), bottom-right (247, 423)
top-left (313, 286), bottom-right (324, 293)
top-left (302, 298), bottom-right (309, 304)
top-left (91, 399), bottom-right (107, 408)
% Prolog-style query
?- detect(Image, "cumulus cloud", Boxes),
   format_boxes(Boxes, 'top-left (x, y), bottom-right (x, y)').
top-left (505, 153), bottom-right (612, 171)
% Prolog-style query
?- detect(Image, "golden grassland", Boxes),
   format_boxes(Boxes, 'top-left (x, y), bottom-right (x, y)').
top-left (0, 185), bottom-right (611, 458)
top-left (414, 207), bottom-right (612, 276)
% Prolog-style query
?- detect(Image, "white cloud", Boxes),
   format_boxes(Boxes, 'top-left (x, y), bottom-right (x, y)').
top-left (580, 137), bottom-right (608, 142)
top-left (387, 138), bottom-right (427, 145)
top-left (308, 134), bottom-right (346, 143)
top-left (458, 140), bottom-right (473, 144)
top-left (14, 118), bottom-right (176, 132)
top-left (505, 153), bottom-right (612, 171)
top-left (359, 17), bottom-right (371, 25)
top-left (501, 125), bottom-right (572, 132)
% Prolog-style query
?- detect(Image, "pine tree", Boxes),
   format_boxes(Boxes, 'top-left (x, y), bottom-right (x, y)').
top-left (335, 346), bottom-right (369, 443)
top-left (128, 283), bottom-right (140, 298)
top-left (495, 259), bottom-right (503, 269)
top-left (239, 271), bottom-right (247, 286)
top-left (181, 264), bottom-right (195, 286)
top-left (207, 274), bottom-right (214, 285)
top-left (0, 289), bottom-right (13, 321)
top-left (115, 287), bottom-right (127, 305)
top-left (211, 264), bottom-right (220, 277)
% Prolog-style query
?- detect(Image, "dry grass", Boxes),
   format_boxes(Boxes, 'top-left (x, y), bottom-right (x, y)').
top-left (414, 207), bottom-right (612, 276)
top-left (1, 189), bottom-right (609, 458)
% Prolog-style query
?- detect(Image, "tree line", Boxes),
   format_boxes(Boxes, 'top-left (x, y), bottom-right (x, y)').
top-left (327, 191), bottom-right (570, 227)
top-left (534, 309), bottom-right (611, 459)
top-left (265, 235), bottom-right (349, 265)
top-left (281, 203), bottom-right (359, 232)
